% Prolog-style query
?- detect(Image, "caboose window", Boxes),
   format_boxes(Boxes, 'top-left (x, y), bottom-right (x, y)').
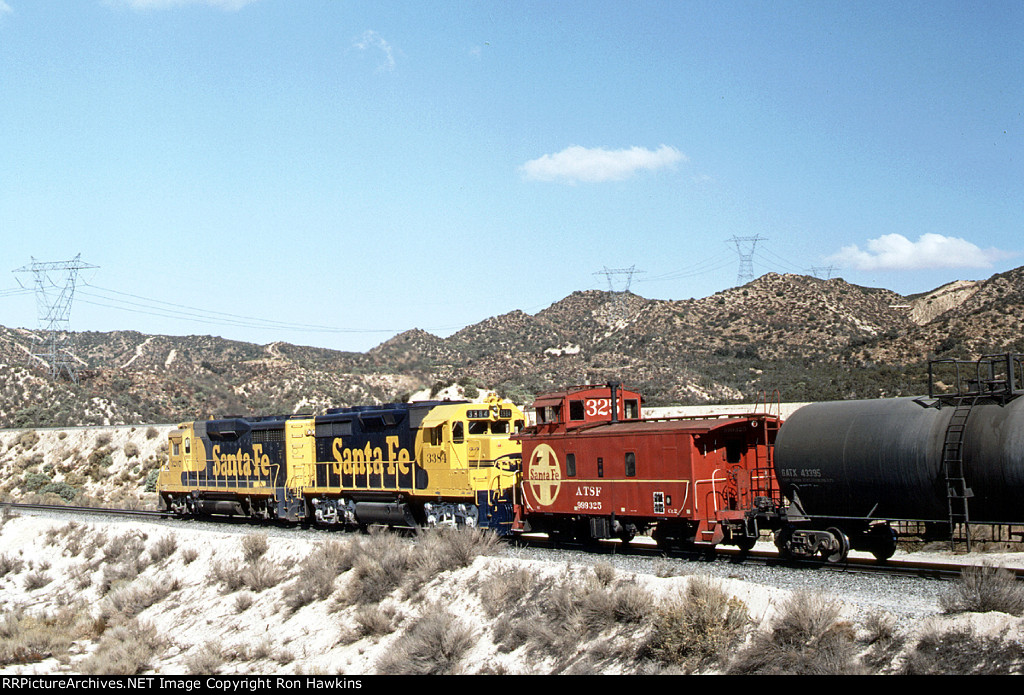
top-left (569, 400), bottom-right (585, 420)
top-left (725, 438), bottom-right (745, 464)
top-left (624, 399), bottom-right (639, 419)
top-left (566, 453), bottom-right (576, 477)
top-left (625, 452), bottom-right (636, 477)
top-left (597, 457), bottom-right (604, 478)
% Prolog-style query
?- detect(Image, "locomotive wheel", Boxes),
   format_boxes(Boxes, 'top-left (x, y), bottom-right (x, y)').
top-left (824, 527), bottom-right (850, 563)
top-left (868, 525), bottom-right (898, 562)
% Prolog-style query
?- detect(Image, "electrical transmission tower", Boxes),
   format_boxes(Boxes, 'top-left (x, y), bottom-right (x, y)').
top-left (593, 265), bottom-right (643, 327)
top-left (13, 254), bottom-right (98, 382)
top-left (727, 235), bottom-right (766, 286)
top-left (809, 265), bottom-right (839, 280)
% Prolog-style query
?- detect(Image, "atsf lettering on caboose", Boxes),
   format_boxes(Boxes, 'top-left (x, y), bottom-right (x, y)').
top-left (514, 382), bottom-right (784, 550)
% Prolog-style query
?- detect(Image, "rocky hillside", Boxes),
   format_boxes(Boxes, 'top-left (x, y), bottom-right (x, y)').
top-left (2, 266), bottom-right (1024, 427)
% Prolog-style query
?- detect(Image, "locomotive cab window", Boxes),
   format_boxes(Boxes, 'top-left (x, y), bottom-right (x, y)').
top-left (469, 421), bottom-right (489, 435)
top-left (492, 420), bottom-right (509, 434)
top-left (566, 453), bottom-right (576, 477)
top-left (625, 452), bottom-right (636, 477)
top-left (184, 438), bottom-right (191, 455)
top-left (171, 440), bottom-right (180, 457)
top-left (569, 400), bottom-right (585, 421)
top-left (429, 424), bottom-right (444, 446)
top-left (452, 422), bottom-right (465, 444)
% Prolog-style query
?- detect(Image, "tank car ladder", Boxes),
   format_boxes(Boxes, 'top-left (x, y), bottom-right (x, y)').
top-left (942, 397), bottom-right (976, 553)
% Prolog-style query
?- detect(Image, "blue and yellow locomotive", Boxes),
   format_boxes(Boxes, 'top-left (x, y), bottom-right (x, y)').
top-left (158, 394), bottom-right (526, 534)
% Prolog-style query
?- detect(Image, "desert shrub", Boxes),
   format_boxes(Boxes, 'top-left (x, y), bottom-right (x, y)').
top-left (0, 608), bottom-right (78, 666)
top-left (940, 564), bottom-right (1024, 616)
top-left (181, 547), bottom-right (199, 565)
top-left (477, 565), bottom-right (538, 619)
top-left (24, 570), bottom-right (51, 591)
top-left (0, 554), bottom-right (24, 577)
top-left (94, 433), bottom-right (112, 447)
top-left (22, 473), bottom-right (51, 493)
top-left (342, 531), bottom-right (414, 605)
top-left (83, 448), bottom-right (115, 481)
top-left (209, 558), bottom-right (287, 594)
top-left (148, 535), bottom-right (177, 563)
top-left (641, 576), bottom-right (748, 671)
top-left (902, 624), bottom-right (1024, 675)
top-left (860, 612), bottom-right (905, 673)
top-left (353, 604), bottom-right (397, 639)
top-left (282, 541), bottom-right (350, 613)
top-left (97, 532), bottom-right (150, 594)
top-left (123, 442), bottom-right (139, 459)
top-left (375, 606), bottom-right (474, 675)
top-left (144, 469), bottom-right (160, 492)
top-left (491, 566), bottom-right (652, 664)
top-left (17, 430), bottom-right (39, 450)
top-left (78, 619), bottom-right (165, 675)
top-left (241, 533), bottom-right (269, 563)
top-left (592, 561), bottom-right (616, 586)
top-left (417, 525), bottom-right (499, 569)
top-left (234, 593), bottom-right (255, 613)
top-left (100, 579), bottom-right (173, 624)
top-left (185, 642), bottom-right (225, 675)
top-left (146, 427), bottom-right (158, 440)
top-left (727, 592), bottom-right (859, 675)
top-left (39, 482), bottom-right (78, 502)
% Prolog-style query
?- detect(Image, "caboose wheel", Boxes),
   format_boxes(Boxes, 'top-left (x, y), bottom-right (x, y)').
top-left (735, 533), bottom-right (757, 552)
top-left (823, 527), bottom-right (850, 563)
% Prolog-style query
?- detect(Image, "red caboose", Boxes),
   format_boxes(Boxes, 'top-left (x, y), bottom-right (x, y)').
top-left (513, 382), bottom-right (783, 550)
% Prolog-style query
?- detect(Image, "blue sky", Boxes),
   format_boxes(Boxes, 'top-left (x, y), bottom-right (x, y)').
top-left (0, 0), bottom-right (1020, 352)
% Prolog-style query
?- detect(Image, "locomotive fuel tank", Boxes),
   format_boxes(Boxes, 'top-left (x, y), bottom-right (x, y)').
top-left (774, 395), bottom-right (1024, 524)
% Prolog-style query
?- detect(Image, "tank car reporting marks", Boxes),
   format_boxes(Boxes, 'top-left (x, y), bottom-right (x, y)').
top-left (527, 443), bottom-right (562, 506)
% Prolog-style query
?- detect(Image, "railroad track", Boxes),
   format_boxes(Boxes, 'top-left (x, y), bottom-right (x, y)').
top-left (0, 500), bottom-right (167, 520)
top-left (517, 533), bottom-right (1019, 581)
top-left (2, 501), bottom-right (1015, 581)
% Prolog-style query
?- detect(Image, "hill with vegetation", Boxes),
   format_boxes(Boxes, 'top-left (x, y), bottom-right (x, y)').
top-left (2, 266), bottom-right (1024, 428)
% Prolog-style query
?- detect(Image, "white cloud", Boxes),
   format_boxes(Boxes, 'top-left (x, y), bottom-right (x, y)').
top-left (827, 233), bottom-right (1010, 271)
top-left (0, 2), bottom-right (12, 15)
top-left (105, 0), bottom-right (258, 10)
top-left (353, 30), bottom-right (396, 72)
top-left (521, 145), bottom-right (686, 184)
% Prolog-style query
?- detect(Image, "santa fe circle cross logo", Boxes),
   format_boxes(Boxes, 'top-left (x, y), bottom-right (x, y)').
top-left (527, 443), bottom-right (562, 506)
